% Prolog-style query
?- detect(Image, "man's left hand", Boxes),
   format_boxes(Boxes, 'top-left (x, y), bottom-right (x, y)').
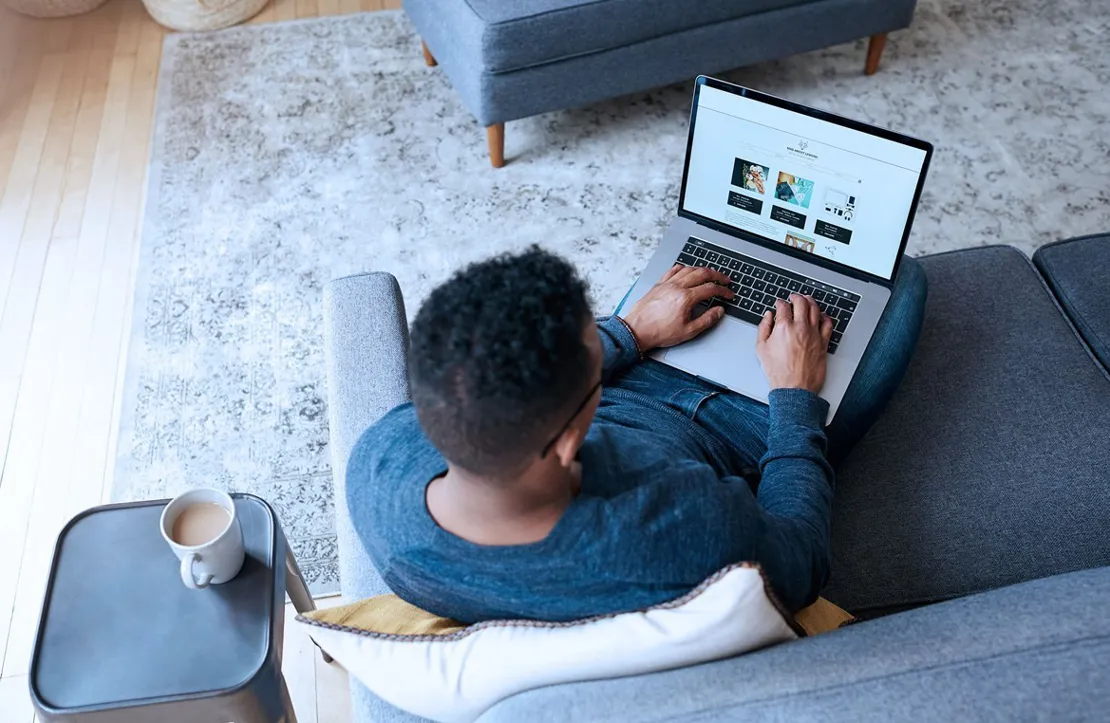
top-left (621, 265), bottom-right (734, 352)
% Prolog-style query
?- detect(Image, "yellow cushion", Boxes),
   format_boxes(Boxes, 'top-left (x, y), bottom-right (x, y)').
top-left (307, 594), bottom-right (467, 636)
top-left (794, 596), bottom-right (855, 635)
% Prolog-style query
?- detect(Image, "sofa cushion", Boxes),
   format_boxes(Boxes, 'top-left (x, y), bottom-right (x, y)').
top-left (1033, 233), bottom-right (1110, 371)
top-left (479, 566), bottom-right (1110, 722)
top-left (413, 0), bottom-right (818, 74)
top-left (822, 246), bottom-right (1110, 615)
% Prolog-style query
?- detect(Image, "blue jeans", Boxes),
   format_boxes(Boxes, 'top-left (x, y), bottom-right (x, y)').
top-left (611, 257), bottom-right (928, 469)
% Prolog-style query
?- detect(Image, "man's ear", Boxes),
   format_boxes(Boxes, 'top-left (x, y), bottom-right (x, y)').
top-left (552, 424), bottom-right (585, 469)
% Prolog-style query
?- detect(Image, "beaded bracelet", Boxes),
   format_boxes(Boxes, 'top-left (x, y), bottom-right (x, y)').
top-left (613, 315), bottom-right (644, 361)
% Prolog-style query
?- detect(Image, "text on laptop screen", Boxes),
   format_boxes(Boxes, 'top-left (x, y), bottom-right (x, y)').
top-left (681, 86), bottom-right (927, 280)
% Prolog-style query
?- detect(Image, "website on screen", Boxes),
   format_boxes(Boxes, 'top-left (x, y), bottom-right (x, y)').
top-left (682, 86), bottom-right (927, 280)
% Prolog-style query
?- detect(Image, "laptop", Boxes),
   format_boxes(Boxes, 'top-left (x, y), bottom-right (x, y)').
top-left (622, 76), bottom-right (933, 424)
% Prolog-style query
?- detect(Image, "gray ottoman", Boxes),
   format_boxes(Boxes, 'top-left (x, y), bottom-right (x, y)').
top-left (403, 0), bottom-right (918, 166)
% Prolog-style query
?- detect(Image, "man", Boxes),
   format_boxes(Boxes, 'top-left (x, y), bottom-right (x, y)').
top-left (348, 246), bottom-right (926, 622)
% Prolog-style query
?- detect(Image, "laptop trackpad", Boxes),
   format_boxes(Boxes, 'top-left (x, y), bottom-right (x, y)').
top-left (660, 316), bottom-right (771, 404)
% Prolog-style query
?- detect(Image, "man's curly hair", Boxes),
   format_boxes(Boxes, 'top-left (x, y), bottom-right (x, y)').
top-left (409, 246), bottom-right (594, 477)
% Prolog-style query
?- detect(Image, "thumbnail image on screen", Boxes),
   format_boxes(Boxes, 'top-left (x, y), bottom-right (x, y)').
top-left (823, 189), bottom-right (857, 222)
top-left (775, 172), bottom-right (814, 209)
top-left (731, 158), bottom-right (770, 195)
top-left (784, 232), bottom-right (816, 253)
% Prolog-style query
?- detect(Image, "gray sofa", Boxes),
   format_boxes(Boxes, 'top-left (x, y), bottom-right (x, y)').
top-left (323, 235), bottom-right (1110, 722)
top-left (403, 0), bottom-right (916, 166)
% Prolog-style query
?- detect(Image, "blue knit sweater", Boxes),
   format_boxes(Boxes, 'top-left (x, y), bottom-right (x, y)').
top-left (347, 316), bottom-right (834, 622)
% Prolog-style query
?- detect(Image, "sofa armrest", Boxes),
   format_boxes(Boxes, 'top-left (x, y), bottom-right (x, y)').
top-left (324, 272), bottom-right (411, 600)
top-left (1033, 233), bottom-right (1110, 372)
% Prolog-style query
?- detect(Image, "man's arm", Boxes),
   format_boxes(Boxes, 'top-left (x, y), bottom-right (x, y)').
top-left (597, 316), bottom-right (645, 382)
top-left (660, 390), bottom-right (831, 612)
top-left (618, 287), bottom-right (837, 610)
top-left (624, 444), bottom-right (832, 613)
top-left (748, 389), bottom-right (834, 610)
top-left (744, 293), bottom-right (838, 610)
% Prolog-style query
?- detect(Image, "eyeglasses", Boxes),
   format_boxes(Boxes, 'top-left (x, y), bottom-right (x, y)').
top-left (539, 380), bottom-right (602, 458)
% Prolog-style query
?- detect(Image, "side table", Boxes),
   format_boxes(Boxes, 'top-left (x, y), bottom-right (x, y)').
top-left (30, 494), bottom-right (326, 723)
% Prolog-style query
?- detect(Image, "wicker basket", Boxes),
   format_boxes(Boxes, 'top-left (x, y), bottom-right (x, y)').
top-left (4, 0), bottom-right (109, 18)
top-left (142, 0), bottom-right (268, 31)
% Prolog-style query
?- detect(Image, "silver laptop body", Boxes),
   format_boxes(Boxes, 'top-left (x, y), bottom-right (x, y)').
top-left (622, 77), bottom-right (933, 424)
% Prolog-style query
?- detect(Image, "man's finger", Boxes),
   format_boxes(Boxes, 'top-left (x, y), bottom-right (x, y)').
top-left (661, 264), bottom-right (682, 282)
top-left (689, 281), bottom-right (734, 304)
top-left (685, 304), bottom-right (725, 338)
top-left (668, 265), bottom-right (699, 284)
top-left (679, 267), bottom-right (731, 288)
top-left (675, 267), bottom-right (712, 286)
top-left (774, 298), bottom-right (793, 323)
top-left (821, 314), bottom-right (834, 341)
top-left (789, 293), bottom-right (813, 324)
top-left (809, 297), bottom-right (821, 327)
top-left (757, 310), bottom-right (773, 343)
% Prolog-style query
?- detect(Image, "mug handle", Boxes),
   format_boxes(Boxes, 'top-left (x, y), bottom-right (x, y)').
top-left (181, 553), bottom-right (214, 589)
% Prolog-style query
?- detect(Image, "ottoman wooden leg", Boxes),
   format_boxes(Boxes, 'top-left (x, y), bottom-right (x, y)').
top-left (487, 123), bottom-right (506, 168)
top-left (422, 40), bottom-right (437, 67)
top-left (865, 32), bottom-right (887, 75)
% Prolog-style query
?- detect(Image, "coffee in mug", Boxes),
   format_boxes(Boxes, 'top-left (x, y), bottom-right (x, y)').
top-left (160, 489), bottom-right (245, 589)
top-left (171, 503), bottom-right (231, 546)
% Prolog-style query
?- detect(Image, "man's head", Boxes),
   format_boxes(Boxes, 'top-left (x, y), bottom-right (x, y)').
top-left (409, 247), bottom-right (602, 479)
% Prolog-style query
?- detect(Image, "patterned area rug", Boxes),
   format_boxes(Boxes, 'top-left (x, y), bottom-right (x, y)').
top-left (114, 2), bottom-right (1109, 593)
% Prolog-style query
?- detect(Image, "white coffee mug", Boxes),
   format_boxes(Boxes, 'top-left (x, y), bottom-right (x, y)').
top-left (160, 488), bottom-right (246, 589)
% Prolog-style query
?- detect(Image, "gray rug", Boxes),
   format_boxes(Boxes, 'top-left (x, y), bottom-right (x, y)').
top-left (114, 1), bottom-right (1110, 594)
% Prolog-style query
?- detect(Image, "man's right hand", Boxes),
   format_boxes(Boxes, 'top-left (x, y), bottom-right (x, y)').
top-left (622, 265), bottom-right (734, 352)
top-left (756, 294), bottom-right (834, 393)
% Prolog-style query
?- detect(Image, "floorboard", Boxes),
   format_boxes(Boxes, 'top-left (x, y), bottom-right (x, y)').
top-left (0, 379), bottom-right (18, 499)
top-left (0, 676), bottom-right (34, 723)
top-left (0, 237), bottom-right (78, 675)
top-left (0, 54), bottom-right (65, 338)
top-left (51, 32), bottom-right (117, 240)
top-left (285, 603), bottom-right (321, 723)
top-left (274, 0), bottom-right (297, 22)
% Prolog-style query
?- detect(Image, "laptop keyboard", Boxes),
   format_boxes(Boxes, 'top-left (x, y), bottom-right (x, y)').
top-left (674, 237), bottom-right (861, 355)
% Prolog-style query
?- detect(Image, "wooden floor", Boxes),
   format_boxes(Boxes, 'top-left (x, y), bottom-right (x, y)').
top-left (0, 0), bottom-right (400, 720)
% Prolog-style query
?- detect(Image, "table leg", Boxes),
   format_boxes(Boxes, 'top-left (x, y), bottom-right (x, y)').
top-left (285, 548), bottom-right (334, 664)
top-left (279, 675), bottom-right (299, 723)
top-left (285, 548), bottom-right (316, 613)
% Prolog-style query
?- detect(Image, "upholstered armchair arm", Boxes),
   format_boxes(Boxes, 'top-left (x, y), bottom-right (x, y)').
top-left (323, 272), bottom-right (411, 600)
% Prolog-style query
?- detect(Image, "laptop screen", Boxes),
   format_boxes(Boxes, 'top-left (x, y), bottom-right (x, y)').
top-left (680, 82), bottom-right (930, 282)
